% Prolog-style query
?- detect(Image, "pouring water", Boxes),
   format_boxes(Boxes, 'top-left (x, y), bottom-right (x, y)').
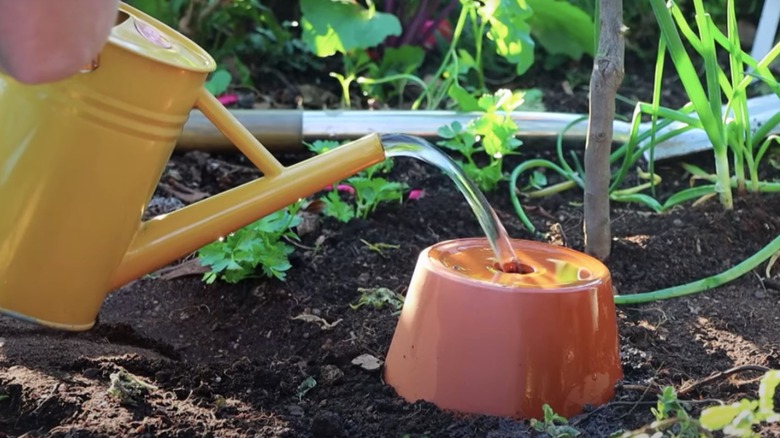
top-left (380, 134), bottom-right (525, 273)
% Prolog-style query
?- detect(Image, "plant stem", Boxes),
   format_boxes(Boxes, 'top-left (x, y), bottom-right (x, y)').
top-left (412, 1), bottom-right (471, 109)
top-left (713, 147), bottom-right (734, 208)
top-left (400, 0), bottom-right (431, 46)
top-left (615, 233), bottom-right (780, 305)
top-left (583, 0), bottom-right (624, 261)
top-left (357, 74), bottom-right (433, 109)
top-left (418, 0), bottom-right (458, 47)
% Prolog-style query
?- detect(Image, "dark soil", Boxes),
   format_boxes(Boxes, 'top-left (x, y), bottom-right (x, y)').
top-left (3, 55), bottom-right (780, 437)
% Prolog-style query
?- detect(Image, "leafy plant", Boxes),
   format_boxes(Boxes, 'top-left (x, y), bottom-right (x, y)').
top-left (107, 369), bottom-right (158, 407)
top-left (350, 287), bottom-right (405, 312)
top-left (198, 202), bottom-right (303, 284)
top-left (127, 0), bottom-right (317, 88)
top-left (305, 140), bottom-right (408, 221)
top-left (617, 370), bottom-right (780, 437)
top-left (699, 369), bottom-right (780, 436)
top-left (645, 0), bottom-right (780, 208)
top-left (205, 69), bottom-right (232, 95)
top-left (530, 404), bottom-right (581, 437)
top-left (510, 0), bottom-right (780, 235)
top-left (437, 88), bottom-right (529, 191)
top-left (296, 376), bottom-right (317, 401)
top-left (299, 0), bottom-right (407, 107)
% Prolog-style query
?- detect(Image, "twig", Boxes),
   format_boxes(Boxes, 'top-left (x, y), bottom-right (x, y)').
top-left (677, 364), bottom-right (770, 396)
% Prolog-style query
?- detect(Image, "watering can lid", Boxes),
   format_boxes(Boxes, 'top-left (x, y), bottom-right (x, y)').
top-left (108, 3), bottom-right (216, 73)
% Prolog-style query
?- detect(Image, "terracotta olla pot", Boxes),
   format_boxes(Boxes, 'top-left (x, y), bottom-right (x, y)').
top-left (384, 238), bottom-right (623, 419)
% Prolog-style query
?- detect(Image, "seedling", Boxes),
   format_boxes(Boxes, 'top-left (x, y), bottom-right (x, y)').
top-left (350, 287), bottom-right (404, 313)
top-left (198, 202), bottom-right (303, 284)
top-left (618, 370), bottom-right (780, 436)
top-left (296, 376), bottom-right (317, 401)
top-left (530, 404), bottom-right (581, 437)
top-left (360, 239), bottom-right (400, 257)
top-left (107, 369), bottom-right (158, 407)
top-left (305, 140), bottom-right (408, 222)
top-left (699, 369), bottom-right (780, 436)
top-left (437, 89), bottom-right (527, 192)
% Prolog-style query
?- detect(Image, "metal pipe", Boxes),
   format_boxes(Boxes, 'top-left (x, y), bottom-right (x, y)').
top-left (176, 94), bottom-right (780, 162)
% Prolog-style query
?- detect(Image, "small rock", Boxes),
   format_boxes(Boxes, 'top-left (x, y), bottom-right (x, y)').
top-left (311, 411), bottom-right (346, 438)
top-left (357, 272), bottom-right (371, 284)
top-left (673, 218), bottom-right (684, 227)
top-left (755, 289), bottom-right (768, 299)
top-left (83, 368), bottom-right (100, 379)
top-left (286, 404), bottom-right (305, 417)
top-left (320, 365), bottom-right (345, 385)
top-left (351, 354), bottom-right (383, 371)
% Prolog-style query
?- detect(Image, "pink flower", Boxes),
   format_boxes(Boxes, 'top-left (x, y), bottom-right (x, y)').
top-left (408, 189), bottom-right (425, 200)
top-left (324, 184), bottom-right (356, 195)
top-left (217, 93), bottom-right (239, 106)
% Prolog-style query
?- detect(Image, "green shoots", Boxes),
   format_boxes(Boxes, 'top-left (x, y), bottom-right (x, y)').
top-left (437, 89), bottom-right (527, 192)
top-left (306, 140), bottom-right (408, 222)
top-left (198, 202), bottom-right (303, 284)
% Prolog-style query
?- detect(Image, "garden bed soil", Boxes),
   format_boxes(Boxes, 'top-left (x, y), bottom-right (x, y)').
top-left (2, 147), bottom-right (780, 437)
top-left (3, 57), bottom-right (780, 436)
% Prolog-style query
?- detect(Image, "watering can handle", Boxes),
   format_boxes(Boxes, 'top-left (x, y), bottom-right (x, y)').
top-left (192, 87), bottom-right (285, 177)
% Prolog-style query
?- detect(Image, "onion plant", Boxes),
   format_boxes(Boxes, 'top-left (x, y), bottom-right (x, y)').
top-left (647, 0), bottom-right (780, 208)
top-left (510, 0), bottom-right (780, 233)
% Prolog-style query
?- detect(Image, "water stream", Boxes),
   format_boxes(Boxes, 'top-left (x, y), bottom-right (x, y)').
top-left (380, 134), bottom-right (522, 273)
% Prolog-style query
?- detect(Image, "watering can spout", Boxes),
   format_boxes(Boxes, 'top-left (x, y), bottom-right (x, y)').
top-left (111, 128), bottom-right (386, 290)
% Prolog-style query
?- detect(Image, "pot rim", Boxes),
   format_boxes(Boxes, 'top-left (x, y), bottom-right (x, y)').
top-left (421, 237), bottom-right (611, 294)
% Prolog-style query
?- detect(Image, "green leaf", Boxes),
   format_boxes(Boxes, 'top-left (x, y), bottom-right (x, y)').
top-left (197, 204), bottom-right (301, 284)
top-left (481, 0), bottom-right (536, 75)
top-left (300, 0), bottom-right (402, 57)
top-left (205, 70), bottom-right (232, 96)
top-left (321, 191), bottom-right (356, 222)
top-left (380, 45), bottom-right (425, 75)
top-left (447, 83), bottom-right (482, 111)
top-left (526, 0), bottom-right (595, 59)
top-left (700, 404), bottom-right (746, 431)
top-left (759, 369), bottom-right (780, 416)
top-left (350, 177), bottom-right (407, 218)
top-left (306, 140), bottom-right (342, 155)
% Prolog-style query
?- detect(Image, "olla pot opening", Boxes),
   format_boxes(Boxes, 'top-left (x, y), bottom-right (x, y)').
top-left (384, 237), bottom-right (623, 420)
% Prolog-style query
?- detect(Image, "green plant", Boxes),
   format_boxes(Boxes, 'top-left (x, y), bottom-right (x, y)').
top-left (299, 0), bottom-right (406, 107)
top-left (410, 0), bottom-right (591, 109)
top-left (107, 369), bottom-right (158, 407)
top-left (645, 0), bottom-right (780, 208)
top-left (615, 386), bottom-right (707, 437)
top-left (437, 88), bottom-right (530, 192)
top-left (699, 369), bottom-right (780, 436)
top-left (127, 0), bottom-right (316, 88)
top-left (530, 404), bottom-right (581, 437)
top-left (198, 201), bottom-right (303, 284)
top-left (305, 140), bottom-right (408, 221)
top-left (350, 287), bottom-right (405, 312)
top-left (510, 0), bottom-right (780, 235)
top-left (616, 370), bottom-right (780, 437)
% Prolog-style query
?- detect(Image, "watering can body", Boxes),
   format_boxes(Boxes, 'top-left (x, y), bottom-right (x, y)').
top-left (0, 4), bottom-right (385, 331)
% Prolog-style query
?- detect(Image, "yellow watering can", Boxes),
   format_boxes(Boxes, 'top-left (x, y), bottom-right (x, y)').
top-left (0, 4), bottom-right (385, 331)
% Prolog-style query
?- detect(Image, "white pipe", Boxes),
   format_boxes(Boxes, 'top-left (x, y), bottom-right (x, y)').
top-left (179, 94), bottom-right (780, 162)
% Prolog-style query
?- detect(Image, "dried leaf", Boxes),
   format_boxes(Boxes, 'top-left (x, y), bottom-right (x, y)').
top-left (292, 314), bottom-right (342, 330)
top-left (155, 258), bottom-right (210, 280)
top-left (351, 354), bottom-right (383, 371)
top-left (159, 180), bottom-right (210, 204)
